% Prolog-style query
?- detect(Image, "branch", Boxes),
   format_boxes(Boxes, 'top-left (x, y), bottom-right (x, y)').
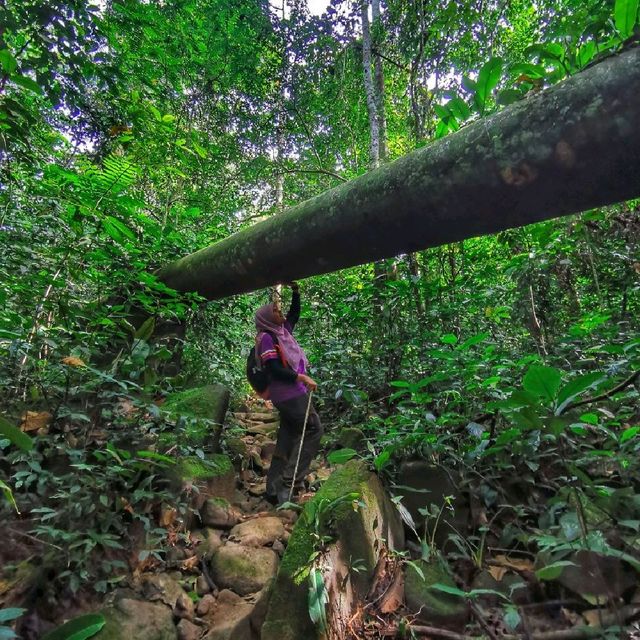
top-left (277, 167), bottom-right (347, 182)
top-left (565, 370), bottom-right (639, 412)
top-left (371, 46), bottom-right (410, 73)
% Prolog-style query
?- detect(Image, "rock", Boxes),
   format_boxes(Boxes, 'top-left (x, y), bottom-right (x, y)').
top-left (224, 436), bottom-right (248, 460)
top-left (260, 441), bottom-right (276, 464)
top-left (201, 498), bottom-right (240, 529)
top-left (174, 591), bottom-right (195, 620)
top-left (229, 517), bottom-right (285, 547)
top-left (271, 540), bottom-right (285, 556)
top-left (197, 594), bottom-right (217, 616)
top-left (177, 619), bottom-right (201, 640)
top-left (244, 422), bottom-right (278, 436)
top-left (397, 460), bottom-right (468, 546)
top-left (210, 543), bottom-right (279, 596)
top-left (141, 572), bottom-right (187, 608)
top-left (166, 546), bottom-right (188, 566)
top-left (555, 550), bottom-right (636, 603)
top-left (176, 455), bottom-right (236, 510)
top-left (275, 509), bottom-right (298, 525)
top-left (404, 558), bottom-right (469, 628)
top-left (97, 598), bottom-right (177, 640)
top-left (193, 528), bottom-right (224, 558)
top-left (163, 384), bottom-right (230, 439)
top-left (202, 589), bottom-right (253, 640)
top-left (337, 427), bottom-right (366, 450)
top-left (247, 481), bottom-right (267, 497)
top-left (262, 461), bottom-right (405, 640)
top-left (195, 575), bottom-right (212, 596)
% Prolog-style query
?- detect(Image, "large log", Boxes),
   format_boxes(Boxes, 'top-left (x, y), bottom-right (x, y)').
top-left (159, 48), bottom-right (640, 301)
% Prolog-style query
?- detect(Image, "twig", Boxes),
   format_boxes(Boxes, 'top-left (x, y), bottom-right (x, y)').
top-left (8, 528), bottom-right (64, 551)
top-left (470, 602), bottom-right (500, 640)
top-left (380, 625), bottom-right (480, 639)
top-left (564, 370), bottom-right (639, 411)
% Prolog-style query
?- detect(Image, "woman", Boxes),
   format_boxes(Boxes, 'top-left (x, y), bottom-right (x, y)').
top-left (254, 282), bottom-right (322, 505)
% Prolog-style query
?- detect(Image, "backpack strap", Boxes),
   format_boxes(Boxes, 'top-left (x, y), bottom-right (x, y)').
top-left (256, 331), bottom-right (288, 369)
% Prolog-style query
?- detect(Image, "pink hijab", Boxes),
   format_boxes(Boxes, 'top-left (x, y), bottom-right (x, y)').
top-left (255, 303), bottom-right (308, 371)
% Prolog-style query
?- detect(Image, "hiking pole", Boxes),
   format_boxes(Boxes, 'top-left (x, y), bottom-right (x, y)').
top-left (288, 389), bottom-right (314, 504)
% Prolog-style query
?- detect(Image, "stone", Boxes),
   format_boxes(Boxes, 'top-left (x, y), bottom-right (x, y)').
top-left (176, 455), bottom-right (236, 510)
top-left (271, 540), bottom-right (285, 556)
top-left (202, 589), bottom-right (253, 640)
top-left (177, 619), bottom-right (201, 640)
top-left (397, 460), bottom-right (468, 547)
top-left (229, 517), bottom-right (285, 547)
top-left (404, 558), bottom-right (469, 628)
top-left (193, 528), bottom-right (224, 558)
top-left (196, 575), bottom-right (212, 596)
top-left (140, 572), bottom-right (187, 608)
top-left (210, 543), bottom-right (279, 596)
top-left (337, 427), bottom-right (366, 450)
top-left (163, 384), bottom-right (230, 439)
top-left (174, 591), bottom-right (195, 620)
top-left (262, 461), bottom-right (405, 640)
top-left (197, 594), bottom-right (216, 616)
top-left (224, 436), bottom-right (248, 460)
top-left (260, 441), bottom-right (276, 464)
top-left (201, 498), bottom-right (240, 529)
top-left (96, 598), bottom-right (177, 640)
top-left (247, 481), bottom-right (267, 497)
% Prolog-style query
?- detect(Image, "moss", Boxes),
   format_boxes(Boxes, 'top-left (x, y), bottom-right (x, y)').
top-left (404, 558), bottom-right (469, 625)
top-left (176, 454), bottom-right (232, 481)
top-left (337, 427), bottom-right (366, 450)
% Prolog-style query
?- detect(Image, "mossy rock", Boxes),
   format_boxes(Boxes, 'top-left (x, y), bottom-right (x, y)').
top-left (337, 427), bottom-right (366, 450)
top-left (162, 384), bottom-right (230, 446)
top-left (170, 454), bottom-right (236, 508)
top-left (404, 558), bottom-right (469, 628)
top-left (261, 460), bottom-right (404, 640)
top-left (96, 598), bottom-right (177, 640)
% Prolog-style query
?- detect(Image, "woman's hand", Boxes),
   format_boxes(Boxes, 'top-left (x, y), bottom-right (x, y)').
top-left (282, 281), bottom-right (299, 291)
top-left (297, 374), bottom-right (317, 391)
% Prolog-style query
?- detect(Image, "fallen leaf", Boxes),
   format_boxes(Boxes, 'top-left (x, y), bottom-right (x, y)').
top-left (180, 555), bottom-right (199, 572)
top-left (491, 554), bottom-right (534, 573)
top-left (379, 570), bottom-right (404, 614)
top-left (20, 411), bottom-right (51, 432)
top-left (61, 356), bottom-right (86, 367)
top-left (488, 565), bottom-right (508, 582)
top-left (583, 609), bottom-right (605, 627)
top-left (159, 506), bottom-right (177, 527)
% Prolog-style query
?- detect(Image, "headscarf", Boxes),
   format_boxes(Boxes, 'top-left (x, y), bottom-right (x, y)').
top-left (255, 303), bottom-right (308, 371)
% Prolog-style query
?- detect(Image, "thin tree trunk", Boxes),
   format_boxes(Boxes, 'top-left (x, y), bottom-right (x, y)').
top-left (158, 48), bottom-right (640, 301)
top-left (371, 0), bottom-right (387, 162)
top-left (360, 0), bottom-right (379, 170)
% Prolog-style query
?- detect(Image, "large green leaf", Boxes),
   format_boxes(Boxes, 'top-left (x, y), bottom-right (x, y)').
top-left (0, 416), bottom-right (33, 451)
top-left (614, 0), bottom-right (639, 38)
top-left (307, 568), bottom-right (328, 632)
top-left (523, 366), bottom-right (561, 404)
top-left (555, 372), bottom-right (605, 414)
top-left (41, 614), bottom-right (106, 640)
top-left (0, 480), bottom-right (19, 513)
top-left (475, 57), bottom-right (503, 113)
top-left (327, 448), bottom-right (357, 465)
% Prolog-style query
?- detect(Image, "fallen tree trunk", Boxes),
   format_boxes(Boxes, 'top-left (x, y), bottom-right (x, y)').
top-left (159, 47), bottom-right (640, 301)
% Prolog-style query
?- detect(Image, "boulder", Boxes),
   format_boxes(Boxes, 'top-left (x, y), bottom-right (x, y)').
top-left (262, 461), bottom-right (404, 640)
top-left (162, 384), bottom-right (230, 448)
top-left (96, 598), bottom-right (177, 640)
top-left (203, 589), bottom-right (254, 640)
top-left (210, 544), bottom-right (279, 596)
top-left (140, 572), bottom-right (187, 608)
top-left (201, 498), bottom-right (241, 529)
top-left (337, 427), bottom-right (366, 450)
top-left (250, 584), bottom-right (273, 634)
top-left (229, 518), bottom-right (285, 548)
top-left (396, 460), bottom-right (468, 546)
top-left (177, 619), bottom-right (201, 640)
top-left (404, 558), bottom-right (469, 628)
top-left (176, 455), bottom-right (236, 508)
top-left (193, 528), bottom-right (225, 558)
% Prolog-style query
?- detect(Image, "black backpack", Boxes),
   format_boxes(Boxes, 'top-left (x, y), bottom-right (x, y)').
top-left (247, 332), bottom-right (285, 395)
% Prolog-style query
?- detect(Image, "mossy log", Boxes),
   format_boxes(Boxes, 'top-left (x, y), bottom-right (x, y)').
top-left (159, 48), bottom-right (640, 301)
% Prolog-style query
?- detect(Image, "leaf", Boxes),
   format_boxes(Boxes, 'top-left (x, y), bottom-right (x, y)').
top-left (555, 373), bottom-right (605, 414)
top-left (504, 605), bottom-right (521, 631)
top-left (10, 74), bottom-right (43, 95)
top-left (0, 50), bottom-right (18, 74)
top-left (523, 365), bottom-right (562, 403)
top-left (41, 614), bottom-right (106, 640)
top-left (457, 333), bottom-right (488, 351)
top-left (535, 561), bottom-right (576, 581)
top-left (475, 57), bottom-right (503, 113)
top-left (374, 449), bottom-right (391, 471)
top-left (307, 568), bottom-right (328, 632)
top-left (497, 88), bottom-right (522, 106)
top-left (0, 416), bottom-right (33, 451)
top-left (0, 609), bottom-right (25, 624)
top-left (61, 356), bottom-right (86, 368)
top-left (620, 426), bottom-right (640, 443)
top-left (0, 479), bottom-right (20, 513)
top-left (103, 216), bottom-right (135, 244)
top-left (327, 448), bottom-right (357, 465)
top-left (430, 583), bottom-right (467, 598)
top-left (134, 317), bottom-right (155, 341)
top-left (614, 0), bottom-right (639, 39)
top-left (440, 333), bottom-right (458, 345)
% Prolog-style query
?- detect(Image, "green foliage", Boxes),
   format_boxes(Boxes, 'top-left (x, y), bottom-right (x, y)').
top-left (0, 608), bottom-right (25, 640)
top-left (41, 614), bottom-right (106, 640)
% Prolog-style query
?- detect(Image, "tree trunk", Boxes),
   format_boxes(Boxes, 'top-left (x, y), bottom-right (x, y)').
top-left (360, 0), bottom-right (380, 170)
top-left (371, 0), bottom-right (387, 162)
top-left (158, 48), bottom-right (640, 301)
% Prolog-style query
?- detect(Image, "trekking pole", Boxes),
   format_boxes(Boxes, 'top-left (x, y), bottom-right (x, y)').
top-left (288, 389), bottom-right (314, 503)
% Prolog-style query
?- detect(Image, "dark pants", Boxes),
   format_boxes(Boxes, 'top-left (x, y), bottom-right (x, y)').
top-left (266, 393), bottom-right (323, 497)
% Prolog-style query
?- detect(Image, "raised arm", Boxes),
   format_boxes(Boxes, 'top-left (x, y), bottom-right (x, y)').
top-left (285, 282), bottom-right (300, 330)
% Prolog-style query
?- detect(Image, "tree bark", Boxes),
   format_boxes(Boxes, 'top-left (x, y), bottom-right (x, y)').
top-left (360, 0), bottom-right (380, 169)
top-left (158, 48), bottom-right (640, 301)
